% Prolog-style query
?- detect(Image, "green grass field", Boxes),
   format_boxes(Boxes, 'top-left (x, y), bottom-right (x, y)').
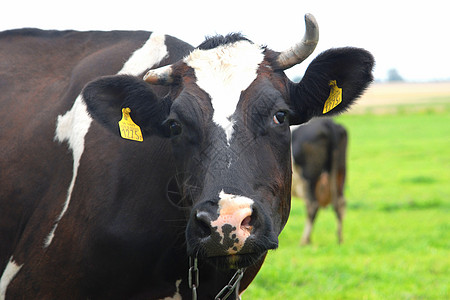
top-left (244, 102), bottom-right (450, 299)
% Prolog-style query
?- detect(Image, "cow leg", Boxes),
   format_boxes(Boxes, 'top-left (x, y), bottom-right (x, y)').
top-left (334, 165), bottom-right (346, 244)
top-left (333, 196), bottom-right (346, 244)
top-left (300, 199), bottom-right (319, 245)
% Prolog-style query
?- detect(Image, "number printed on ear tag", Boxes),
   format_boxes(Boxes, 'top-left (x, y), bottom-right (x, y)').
top-left (323, 80), bottom-right (342, 114)
top-left (118, 108), bottom-right (143, 142)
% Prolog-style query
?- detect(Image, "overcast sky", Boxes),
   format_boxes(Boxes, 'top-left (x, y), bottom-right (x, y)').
top-left (2, 0), bottom-right (449, 82)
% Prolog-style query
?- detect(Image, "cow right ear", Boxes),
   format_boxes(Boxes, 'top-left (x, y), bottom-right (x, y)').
top-left (82, 75), bottom-right (171, 138)
top-left (289, 47), bottom-right (374, 125)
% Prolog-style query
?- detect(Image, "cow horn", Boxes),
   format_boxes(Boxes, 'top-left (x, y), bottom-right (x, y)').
top-left (143, 65), bottom-right (174, 85)
top-left (276, 13), bottom-right (319, 70)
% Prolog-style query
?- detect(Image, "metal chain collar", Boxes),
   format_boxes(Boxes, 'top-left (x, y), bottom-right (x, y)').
top-left (214, 268), bottom-right (246, 300)
top-left (188, 256), bottom-right (246, 300)
top-left (188, 256), bottom-right (200, 300)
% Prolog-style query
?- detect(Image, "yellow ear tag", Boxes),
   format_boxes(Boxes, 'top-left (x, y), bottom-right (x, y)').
top-left (323, 80), bottom-right (342, 114)
top-left (118, 108), bottom-right (143, 142)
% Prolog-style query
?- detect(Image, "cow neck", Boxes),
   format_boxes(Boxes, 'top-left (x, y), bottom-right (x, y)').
top-left (188, 256), bottom-right (246, 300)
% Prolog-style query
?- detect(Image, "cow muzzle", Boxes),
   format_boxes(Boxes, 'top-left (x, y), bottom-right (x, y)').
top-left (186, 191), bottom-right (278, 269)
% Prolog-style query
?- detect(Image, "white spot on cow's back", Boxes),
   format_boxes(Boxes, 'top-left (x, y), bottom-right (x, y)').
top-left (45, 33), bottom-right (169, 248)
top-left (160, 279), bottom-right (182, 300)
top-left (0, 256), bottom-right (23, 300)
top-left (119, 32), bottom-right (168, 75)
top-left (185, 41), bottom-right (264, 144)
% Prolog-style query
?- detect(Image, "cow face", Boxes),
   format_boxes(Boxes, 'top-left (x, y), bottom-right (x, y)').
top-left (161, 40), bottom-right (293, 268)
top-left (83, 15), bottom-right (374, 270)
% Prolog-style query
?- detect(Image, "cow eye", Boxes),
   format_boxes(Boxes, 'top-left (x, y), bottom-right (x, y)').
top-left (168, 120), bottom-right (182, 137)
top-left (273, 111), bottom-right (287, 125)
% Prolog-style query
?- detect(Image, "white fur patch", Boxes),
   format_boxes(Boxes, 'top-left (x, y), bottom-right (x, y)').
top-left (211, 190), bottom-right (254, 253)
top-left (45, 95), bottom-right (92, 248)
top-left (184, 41), bottom-right (264, 143)
top-left (0, 256), bottom-right (23, 300)
top-left (160, 279), bottom-right (182, 300)
top-left (45, 33), bottom-right (168, 248)
top-left (119, 32), bottom-right (168, 75)
top-left (217, 190), bottom-right (254, 215)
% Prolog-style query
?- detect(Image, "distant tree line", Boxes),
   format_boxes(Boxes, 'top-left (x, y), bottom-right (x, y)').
top-left (387, 68), bottom-right (404, 82)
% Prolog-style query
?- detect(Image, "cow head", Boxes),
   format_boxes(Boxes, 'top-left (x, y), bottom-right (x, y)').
top-left (83, 14), bottom-right (374, 270)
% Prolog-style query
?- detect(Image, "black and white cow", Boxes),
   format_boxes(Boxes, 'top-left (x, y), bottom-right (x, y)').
top-left (0, 15), bottom-right (373, 299)
top-left (291, 118), bottom-right (348, 245)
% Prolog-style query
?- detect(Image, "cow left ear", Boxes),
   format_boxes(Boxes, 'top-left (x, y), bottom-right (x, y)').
top-left (83, 75), bottom-right (171, 137)
top-left (289, 47), bottom-right (374, 125)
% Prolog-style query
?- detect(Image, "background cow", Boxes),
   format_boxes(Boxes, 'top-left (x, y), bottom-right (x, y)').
top-left (291, 118), bottom-right (348, 245)
top-left (0, 15), bottom-right (373, 299)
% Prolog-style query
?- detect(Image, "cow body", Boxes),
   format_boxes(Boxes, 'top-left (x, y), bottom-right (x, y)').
top-left (0, 29), bottom-right (197, 299)
top-left (0, 15), bottom-right (374, 299)
top-left (291, 118), bottom-right (348, 244)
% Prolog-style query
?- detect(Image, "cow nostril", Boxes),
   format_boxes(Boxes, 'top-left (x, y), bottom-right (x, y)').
top-left (240, 215), bottom-right (253, 232)
top-left (195, 211), bottom-right (212, 236)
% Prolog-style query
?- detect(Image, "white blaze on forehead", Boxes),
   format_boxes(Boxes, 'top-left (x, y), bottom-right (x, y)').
top-left (184, 41), bottom-right (265, 143)
top-left (0, 256), bottom-right (23, 300)
top-left (211, 190), bottom-right (254, 253)
top-left (46, 33), bottom-right (169, 248)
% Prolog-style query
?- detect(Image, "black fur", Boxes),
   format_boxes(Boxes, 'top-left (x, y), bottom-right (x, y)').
top-left (291, 47), bottom-right (375, 124)
top-left (83, 75), bottom-right (171, 137)
top-left (197, 33), bottom-right (252, 50)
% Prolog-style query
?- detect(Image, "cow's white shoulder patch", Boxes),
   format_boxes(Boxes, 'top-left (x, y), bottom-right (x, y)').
top-left (0, 256), bottom-right (23, 300)
top-left (45, 33), bottom-right (169, 248)
top-left (184, 41), bottom-right (264, 143)
top-left (46, 95), bottom-right (92, 248)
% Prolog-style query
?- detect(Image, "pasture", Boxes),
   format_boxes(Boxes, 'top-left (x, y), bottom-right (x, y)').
top-left (244, 82), bottom-right (450, 299)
